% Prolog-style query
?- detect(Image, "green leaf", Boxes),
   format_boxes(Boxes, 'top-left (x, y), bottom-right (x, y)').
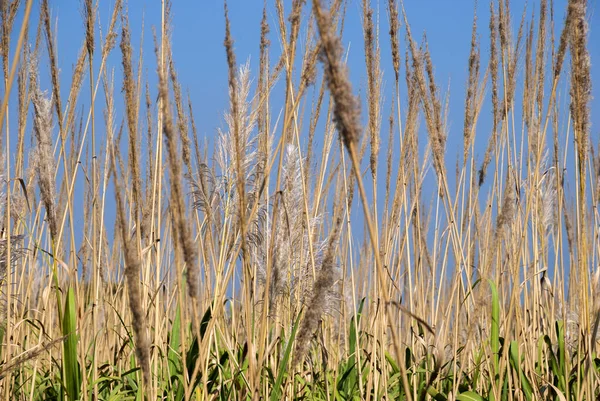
top-left (270, 312), bottom-right (301, 401)
top-left (456, 391), bottom-right (487, 401)
top-left (489, 280), bottom-right (500, 375)
top-left (553, 321), bottom-right (567, 393)
top-left (199, 303), bottom-right (213, 339)
top-left (0, 324), bottom-right (4, 361)
top-left (182, 304), bottom-right (214, 397)
top-left (345, 298), bottom-right (365, 395)
top-left (426, 385), bottom-right (448, 401)
top-left (206, 351), bottom-right (229, 394)
top-left (336, 362), bottom-right (356, 393)
top-left (471, 348), bottom-right (484, 389)
top-left (385, 352), bottom-right (400, 375)
top-left (62, 286), bottom-right (81, 401)
top-left (556, 320), bottom-right (566, 376)
top-left (190, 305), bottom-right (214, 375)
top-left (168, 303), bottom-right (182, 378)
top-left (508, 341), bottom-right (533, 401)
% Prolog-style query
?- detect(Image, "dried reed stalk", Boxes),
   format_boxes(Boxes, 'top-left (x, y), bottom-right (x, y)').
top-left (110, 148), bottom-right (151, 391)
top-left (157, 37), bottom-right (199, 305)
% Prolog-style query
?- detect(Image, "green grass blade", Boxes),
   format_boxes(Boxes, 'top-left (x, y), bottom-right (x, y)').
top-left (385, 352), bottom-right (400, 375)
top-left (556, 320), bottom-right (567, 393)
top-left (348, 298), bottom-right (365, 363)
top-left (489, 280), bottom-right (500, 375)
top-left (186, 304), bottom-right (213, 379)
top-left (270, 312), bottom-right (301, 401)
top-left (0, 324), bottom-right (4, 362)
top-left (456, 391), bottom-right (487, 401)
top-left (543, 334), bottom-right (565, 392)
top-left (426, 384), bottom-right (448, 401)
top-left (168, 303), bottom-right (182, 376)
top-left (206, 351), bottom-right (229, 394)
top-left (345, 298), bottom-right (365, 395)
top-left (508, 341), bottom-right (533, 401)
top-left (62, 286), bottom-right (80, 401)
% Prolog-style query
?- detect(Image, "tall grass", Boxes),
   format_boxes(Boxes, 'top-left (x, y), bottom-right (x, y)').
top-left (0, 0), bottom-right (598, 399)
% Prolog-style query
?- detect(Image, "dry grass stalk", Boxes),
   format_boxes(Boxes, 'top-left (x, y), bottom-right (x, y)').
top-left (257, 2), bottom-right (270, 183)
top-left (63, 47), bottom-right (88, 146)
top-left (306, 77), bottom-right (326, 178)
top-left (567, 0), bottom-right (591, 333)
top-left (403, 18), bottom-right (446, 192)
top-left (388, 56), bottom-right (420, 235)
top-left (41, 0), bottom-right (63, 134)
top-left (523, 18), bottom-right (534, 131)
top-left (187, 96), bottom-right (202, 175)
top-left (299, 27), bottom-right (319, 92)
top-left (1, 0), bottom-right (21, 89)
top-left (144, 81), bottom-right (154, 238)
top-left (223, 3), bottom-right (249, 264)
top-left (568, 0), bottom-right (590, 177)
top-left (0, 336), bottom-right (65, 380)
top-left (168, 50), bottom-right (193, 175)
top-left (288, 0), bottom-right (306, 71)
top-left (312, 1), bottom-right (413, 398)
top-left (500, 7), bottom-right (525, 116)
top-left (534, 0), bottom-right (547, 119)
top-left (362, 0), bottom-right (381, 180)
top-left (311, 1), bottom-right (360, 151)
top-left (495, 169), bottom-right (517, 242)
top-left (120, 11), bottom-right (142, 240)
top-left (102, 0), bottom-right (122, 59)
top-left (110, 147), bottom-right (151, 392)
top-left (383, 106), bottom-right (394, 230)
top-left (15, 39), bottom-right (30, 178)
top-left (84, 0), bottom-right (96, 300)
top-left (156, 37), bottom-right (199, 305)
top-left (402, 55), bottom-right (420, 176)
top-left (553, 0), bottom-right (572, 80)
top-left (478, 0), bottom-right (500, 187)
top-left (0, 231), bottom-right (24, 282)
top-left (463, 7), bottom-right (480, 165)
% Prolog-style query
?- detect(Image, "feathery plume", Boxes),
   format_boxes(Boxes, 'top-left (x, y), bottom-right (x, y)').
top-left (31, 80), bottom-right (57, 243)
top-left (568, 0), bottom-right (590, 172)
top-left (387, 0), bottom-right (400, 83)
top-left (168, 51), bottom-right (193, 174)
top-left (84, 0), bottom-right (95, 58)
top-left (535, 0), bottom-right (547, 117)
top-left (312, 0), bottom-right (361, 151)
top-left (293, 211), bottom-right (342, 365)
top-left (362, 0), bottom-right (381, 180)
top-left (478, 0), bottom-right (500, 187)
top-left (463, 7), bottom-right (480, 164)
top-left (120, 10), bottom-right (142, 233)
top-left (495, 169), bottom-right (517, 239)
